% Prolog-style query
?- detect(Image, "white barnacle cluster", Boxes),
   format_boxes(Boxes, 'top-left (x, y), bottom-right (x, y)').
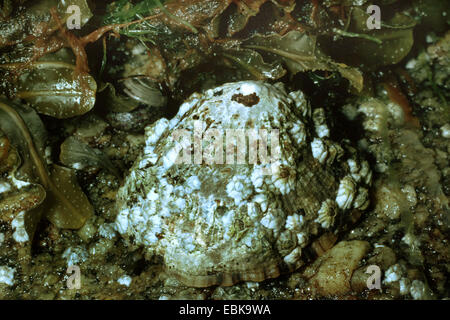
top-left (309, 109), bottom-right (344, 166)
top-left (0, 266), bottom-right (15, 286)
top-left (270, 160), bottom-right (297, 196)
top-left (334, 158), bottom-right (372, 212)
top-left (383, 263), bottom-right (430, 299)
top-left (307, 107), bottom-right (371, 228)
top-left (335, 176), bottom-right (356, 210)
top-left (310, 138), bottom-right (327, 164)
top-left (314, 199), bottom-right (336, 229)
top-left (11, 211), bottom-right (29, 243)
top-left (313, 108), bottom-right (330, 138)
top-left (115, 81), bottom-right (372, 287)
top-left (62, 246), bottom-right (88, 267)
top-left (226, 175), bottom-right (254, 205)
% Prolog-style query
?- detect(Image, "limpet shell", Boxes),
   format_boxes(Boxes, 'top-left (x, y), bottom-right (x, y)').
top-left (115, 81), bottom-right (371, 287)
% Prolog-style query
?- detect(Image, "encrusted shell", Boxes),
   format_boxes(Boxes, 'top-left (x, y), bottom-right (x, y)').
top-left (115, 81), bottom-right (371, 287)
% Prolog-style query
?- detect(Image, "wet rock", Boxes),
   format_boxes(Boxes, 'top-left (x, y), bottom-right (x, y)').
top-left (304, 240), bottom-right (370, 297)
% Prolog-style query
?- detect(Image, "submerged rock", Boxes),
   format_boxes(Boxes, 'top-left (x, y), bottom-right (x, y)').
top-left (115, 81), bottom-right (372, 287)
